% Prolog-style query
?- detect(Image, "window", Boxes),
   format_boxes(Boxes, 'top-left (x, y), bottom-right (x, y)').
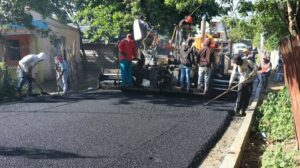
top-left (5, 40), bottom-right (21, 61)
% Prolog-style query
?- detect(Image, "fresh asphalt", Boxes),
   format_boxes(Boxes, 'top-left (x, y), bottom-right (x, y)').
top-left (0, 90), bottom-right (235, 168)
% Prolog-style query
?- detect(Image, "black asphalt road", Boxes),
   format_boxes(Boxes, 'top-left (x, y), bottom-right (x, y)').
top-left (0, 90), bottom-right (235, 168)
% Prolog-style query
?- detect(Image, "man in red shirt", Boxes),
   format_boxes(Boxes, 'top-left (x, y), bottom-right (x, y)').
top-left (118, 33), bottom-right (138, 87)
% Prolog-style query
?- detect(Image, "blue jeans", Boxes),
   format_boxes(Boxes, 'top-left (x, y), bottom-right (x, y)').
top-left (17, 70), bottom-right (32, 95)
top-left (198, 66), bottom-right (212, 90)
top-left (61, 72), bottom-right (68, 94)
top-left (120, 60), bottom-right (133, 87)
top-left (180, 65), bottom-right (191, 89)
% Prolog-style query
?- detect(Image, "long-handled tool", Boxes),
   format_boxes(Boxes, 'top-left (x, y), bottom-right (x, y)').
top-left (31, 78), bottom-right (50, 95)
top-left (203, 82), bottom-right (241, 106)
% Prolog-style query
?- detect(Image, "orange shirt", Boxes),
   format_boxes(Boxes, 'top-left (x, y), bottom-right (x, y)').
top-left (261, 62), bottom-right (271, 73)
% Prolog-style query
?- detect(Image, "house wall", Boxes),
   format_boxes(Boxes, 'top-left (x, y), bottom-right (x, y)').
top-left (30, 10), bottom-right (81, 81)
top-left (0, 10), bottom-right (81, 83)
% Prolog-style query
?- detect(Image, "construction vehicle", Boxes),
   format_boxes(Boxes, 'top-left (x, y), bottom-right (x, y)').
top-left (98, 15), bottom-right (236, 94)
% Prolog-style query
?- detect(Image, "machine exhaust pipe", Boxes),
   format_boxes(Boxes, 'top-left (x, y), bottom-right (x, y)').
top-left (201, 15), bottom-right (206, 41)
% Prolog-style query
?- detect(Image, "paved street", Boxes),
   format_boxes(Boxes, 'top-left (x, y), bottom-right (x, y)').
top-left (0, 90), bottom-right (235, 168)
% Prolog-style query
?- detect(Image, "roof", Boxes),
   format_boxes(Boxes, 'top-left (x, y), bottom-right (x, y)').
top-left (31, 20), bottom-right (48, 30)
top-left (10, 20), bottom-right (48, 30)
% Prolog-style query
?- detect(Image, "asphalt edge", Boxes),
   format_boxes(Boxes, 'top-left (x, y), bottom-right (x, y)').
top-left (219, 84), bottom-right (262, 168)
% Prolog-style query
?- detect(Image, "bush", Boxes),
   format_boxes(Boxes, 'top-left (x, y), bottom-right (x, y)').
top-left (258, 87), bottom-right (295, 141)
top-left (0, 63), bottom-right (17, 99)
top-left (261, 144), bottom-right (296, 168)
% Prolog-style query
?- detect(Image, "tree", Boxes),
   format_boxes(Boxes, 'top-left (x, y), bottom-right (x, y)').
top-left (0, 0), bottom-right (90, 61)
top-left (234, 0), bottom-right (300, 50)
top-left (75, 0), bottom-right (229, 43)
top-left (0, 0), bottom-right (69, 26)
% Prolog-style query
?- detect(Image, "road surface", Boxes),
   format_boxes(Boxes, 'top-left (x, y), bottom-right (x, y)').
top-left (0, 90), bottom-right (235, 168)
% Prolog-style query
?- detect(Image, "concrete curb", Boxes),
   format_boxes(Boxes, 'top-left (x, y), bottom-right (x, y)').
top-left (219, 85), bottom-right (262, 168)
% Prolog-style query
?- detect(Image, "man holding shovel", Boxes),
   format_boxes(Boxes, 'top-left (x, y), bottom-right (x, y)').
top-left (17, 52), bottom-right (47, 97)
top-left (228, 54), bottom-right (257, 116)
top-left (56, 55), bottom-right (69, 96)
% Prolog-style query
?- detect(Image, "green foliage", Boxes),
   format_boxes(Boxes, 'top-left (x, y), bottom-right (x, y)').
top-left (258, 87), bottom-right (295, 142)
top-left (0, 0), bottom-right (93, 28)
top-left (261, 144), bottom-right (297, 168)
top-left (265, 34), bottom-right (280, 51)
top-left (229, 0), bottom-right (297, 51)
top-left (0, 0), bottom-right (32, 27)
top-left (0, 63), bottom-right (17, 99)
top-left (75, 0), bottom-right (229, 42)
top-left (224, 18), bottom-right (255, 43)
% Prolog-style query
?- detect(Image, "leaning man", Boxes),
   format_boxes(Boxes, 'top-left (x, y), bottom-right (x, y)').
top-left (228, 54), bottom-right (257, 116)
top-left (17, 52), bottom-right (47, 97)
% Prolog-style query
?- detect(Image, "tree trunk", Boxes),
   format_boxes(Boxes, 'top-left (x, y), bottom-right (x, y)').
top-left (287, 0), bottom-right (299, 36)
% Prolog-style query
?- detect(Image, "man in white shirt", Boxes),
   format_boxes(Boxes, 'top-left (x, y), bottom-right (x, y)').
top-left (17, 52), bottom-right (47, 96)
top-left (228, 54), bottom-right (258, 116)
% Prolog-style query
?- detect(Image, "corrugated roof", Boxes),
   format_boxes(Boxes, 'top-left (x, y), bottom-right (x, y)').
top-left (31, 20), bottom-right (48, 30)
top-left (9, 20), bottom-right (48, 30)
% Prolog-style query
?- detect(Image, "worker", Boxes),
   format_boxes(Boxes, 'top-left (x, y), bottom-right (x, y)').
top-left (250, 47), bottom-right (258, 63)
top-left (228, 54), bottom-right (258, 116)
top-left (179, 38), bottom-right (196, 92)
top-left (274, 57), bottom-right (284, 83)
top-left (56, 55), bottom-right (69, 95)
top-left (178, 15), bottom-right (193, 45)
top-left (258, 55), bottom-right (272, 92)
top-left (242, 48), bottom-right (250, 59)
top-left (118, 33), bottom-right (138, 88)
top-left (133, 15), bottom-right (153, 48)
top-left (17, 52), bottom-right (47, 97)
top-left (138, 15), bottom-right (151, 39)
top-left (197, 38), bottom-right (215, 94)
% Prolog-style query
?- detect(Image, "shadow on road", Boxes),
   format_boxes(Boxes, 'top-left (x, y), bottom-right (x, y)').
top-left (21, 90), bottom-right (236, 109)
top-left (0, 146), bottom-right (108, 160)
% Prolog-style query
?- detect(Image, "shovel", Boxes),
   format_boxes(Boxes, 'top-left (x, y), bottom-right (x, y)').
top-left (31, 78), bottom-right (50, 95)
top-left (203, 82), bottom-right (241, 106)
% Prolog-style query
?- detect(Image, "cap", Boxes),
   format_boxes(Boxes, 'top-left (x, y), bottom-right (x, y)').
top-left (187, 37), bottom-right (195, 44)
top-left (242, 48), bottom-right (248, 53)
top-left (57, 55), bottom-right (63, 62)
top-left (185, 16), bottom-right (193, 24)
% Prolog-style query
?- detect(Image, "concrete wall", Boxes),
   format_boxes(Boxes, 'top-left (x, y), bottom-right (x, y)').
top-left (31, 10), bottom-right (81, 81)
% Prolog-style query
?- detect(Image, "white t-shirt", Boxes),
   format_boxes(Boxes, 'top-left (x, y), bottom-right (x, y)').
top-left (229, 59), bottom-right (258, 85)
top-left (18, 52), bottom-right (46, 73)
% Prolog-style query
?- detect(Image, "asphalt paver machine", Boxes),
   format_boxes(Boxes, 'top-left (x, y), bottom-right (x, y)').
top-left (98, 16), bottom-right (236, 94)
